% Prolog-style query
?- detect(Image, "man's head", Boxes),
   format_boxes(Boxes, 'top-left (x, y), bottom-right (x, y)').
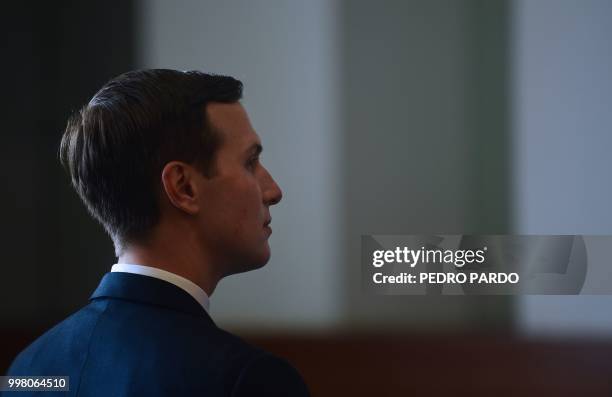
top-left (60, 69), bottom-right (282, 275)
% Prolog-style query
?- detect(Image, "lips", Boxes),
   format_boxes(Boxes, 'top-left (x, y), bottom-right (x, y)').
top-left (263, 218), bottom-right (272, 236)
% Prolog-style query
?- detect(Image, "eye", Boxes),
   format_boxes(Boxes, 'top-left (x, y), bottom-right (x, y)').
top-left (246, 156), bottom-right (259, 171)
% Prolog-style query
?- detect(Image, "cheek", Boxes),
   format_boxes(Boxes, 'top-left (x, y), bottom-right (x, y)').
top-left (223, 180), bottom-right (263, 230)
top-left (230, 207), bottom-right (250, 236)
top-left (236, 194), bottom-right (264, 231)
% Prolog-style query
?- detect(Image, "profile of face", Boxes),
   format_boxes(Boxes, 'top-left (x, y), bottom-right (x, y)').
top-left (193, 102), bottom-right (282, 276)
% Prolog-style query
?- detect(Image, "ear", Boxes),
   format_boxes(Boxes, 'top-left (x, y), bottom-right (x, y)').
top-left (160, 161), bottom-right (200, 215)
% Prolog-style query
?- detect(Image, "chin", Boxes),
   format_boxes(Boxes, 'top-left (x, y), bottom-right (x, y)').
top-left (250, 248), bottom-right (271, 270)
top-left (229, 246), bottom-right (271, 275)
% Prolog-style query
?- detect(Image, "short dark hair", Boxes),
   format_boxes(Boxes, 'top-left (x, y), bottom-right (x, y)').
top-left (60, 69), bottom-right (243, 254)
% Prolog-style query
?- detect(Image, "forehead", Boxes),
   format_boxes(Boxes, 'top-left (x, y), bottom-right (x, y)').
top-left (205, 102), bottom-right (260, 150)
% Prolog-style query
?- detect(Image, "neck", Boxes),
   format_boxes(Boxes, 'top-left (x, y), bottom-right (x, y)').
top-left (117, 227), bottom-right (222, 296)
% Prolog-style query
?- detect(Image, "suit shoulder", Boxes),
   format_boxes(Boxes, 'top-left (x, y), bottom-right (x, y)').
top-left (208, 326), bottom-right (262, 355)
top-left (8, 300), bottom-right (109, 374)
top-left (231, 352), bottom-right (310, 397)
top-left (185, 327), bottom-right (309, 396)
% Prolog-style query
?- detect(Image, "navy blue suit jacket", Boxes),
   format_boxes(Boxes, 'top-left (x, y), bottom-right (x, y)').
top-left (6, 272), bottom-right (309, 396)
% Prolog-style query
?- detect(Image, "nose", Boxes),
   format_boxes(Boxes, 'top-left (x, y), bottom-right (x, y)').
top-left (261, 167), bottom-right (282, 206)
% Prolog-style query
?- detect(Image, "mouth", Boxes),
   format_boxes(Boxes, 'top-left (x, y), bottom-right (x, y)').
top-left (264, 218), bottom-right (272, 235)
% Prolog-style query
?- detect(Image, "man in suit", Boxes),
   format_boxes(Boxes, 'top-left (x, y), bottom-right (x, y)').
top-left (6, 69), bottom-right (309, 396)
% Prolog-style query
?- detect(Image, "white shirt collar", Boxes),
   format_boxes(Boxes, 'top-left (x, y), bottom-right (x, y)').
top-left (111, 263), bottom-right (210, 313)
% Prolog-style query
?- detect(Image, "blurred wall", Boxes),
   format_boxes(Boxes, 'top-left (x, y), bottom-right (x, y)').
top-left (341, 0), bottom-right (513, 331)
top-left (0, 1), bottom-right (134, 325)
top-left (512, 0), bottom-right (612, 336)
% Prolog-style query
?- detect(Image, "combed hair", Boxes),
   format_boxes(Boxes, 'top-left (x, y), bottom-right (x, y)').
top-left (59, 69), bottom-right (243, 254)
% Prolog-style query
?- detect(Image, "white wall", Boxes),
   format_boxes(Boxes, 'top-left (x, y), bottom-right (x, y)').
top-left (512, 0), bottom-right (612, 336)
top-left (138, 0), bottom-right (343, 331)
